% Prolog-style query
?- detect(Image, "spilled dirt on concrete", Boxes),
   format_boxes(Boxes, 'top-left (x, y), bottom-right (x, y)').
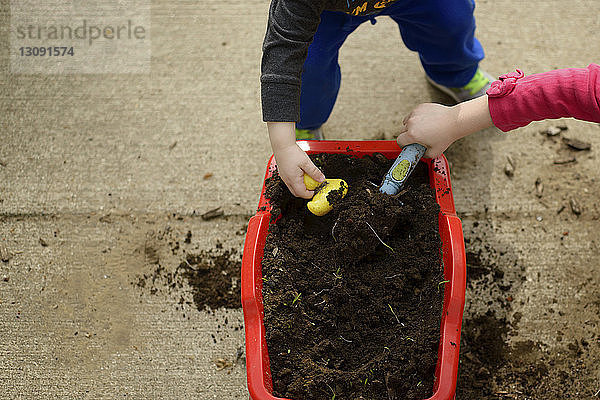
top-left (457, 237), bottom-right (600, 398)
top-left (457, 123), bottom-right (600, 399)
top-left (134, 228), bottom-right (243, 311)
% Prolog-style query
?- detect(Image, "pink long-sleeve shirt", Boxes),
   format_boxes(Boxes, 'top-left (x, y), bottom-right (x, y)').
top-left (487, 64), bottom-right (600, 132)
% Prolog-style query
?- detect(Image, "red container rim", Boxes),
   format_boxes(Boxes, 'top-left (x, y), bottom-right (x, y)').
top-left (242, 140), bottom-right (467, 400)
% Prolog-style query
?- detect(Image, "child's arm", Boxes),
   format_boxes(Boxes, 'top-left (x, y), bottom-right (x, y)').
top-left (488, 64), bottom-right (600, 131)
top-left (261, 0), bottom-right (326, 197)
top-left (268, 122), bottom-right (325, 199)
top-left (397, 64), bottom-right (600, 157)
top-left (261, 0), bottom-right (324, 123)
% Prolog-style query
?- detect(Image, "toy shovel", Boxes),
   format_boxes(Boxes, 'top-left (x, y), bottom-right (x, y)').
top-left (379, 143), bottom-right (426, 195)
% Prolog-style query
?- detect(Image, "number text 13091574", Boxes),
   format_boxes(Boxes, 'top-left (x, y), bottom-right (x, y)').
top-left (19, 47), bottom-right (74, 56)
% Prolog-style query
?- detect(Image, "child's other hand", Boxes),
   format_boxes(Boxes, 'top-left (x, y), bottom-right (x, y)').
top-left (396, 103), bottom-right (461, 158)
top-left (274, 144), bottom-right (325, 199)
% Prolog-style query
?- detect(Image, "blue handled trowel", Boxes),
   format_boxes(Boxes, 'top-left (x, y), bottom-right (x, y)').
top-left (379, 143), bottom-right (427, 195)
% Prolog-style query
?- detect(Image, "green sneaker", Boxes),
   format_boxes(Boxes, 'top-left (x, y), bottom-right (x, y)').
top-left (295, 127), bottom-right (324, 140)
top-left (427, 68), bottom-right (494, 103)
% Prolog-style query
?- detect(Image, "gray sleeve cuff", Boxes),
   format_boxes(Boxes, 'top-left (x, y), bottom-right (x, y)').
top-left (261, 81), bottom-right (301, 122)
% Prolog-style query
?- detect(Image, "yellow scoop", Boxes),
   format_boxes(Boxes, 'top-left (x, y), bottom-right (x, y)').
top-left (304, 174), bottom-right (348, 216)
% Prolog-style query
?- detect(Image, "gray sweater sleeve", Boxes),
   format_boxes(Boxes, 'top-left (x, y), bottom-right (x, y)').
top-left (261, 0), bottom-right (325, 122)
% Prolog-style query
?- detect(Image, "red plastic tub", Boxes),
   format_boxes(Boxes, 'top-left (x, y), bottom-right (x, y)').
top-left (242, 140), bottom-right (467, 400)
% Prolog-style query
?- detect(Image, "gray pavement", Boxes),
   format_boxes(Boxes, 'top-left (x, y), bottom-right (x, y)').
top-left (1, 0), bottom-right (600, 399)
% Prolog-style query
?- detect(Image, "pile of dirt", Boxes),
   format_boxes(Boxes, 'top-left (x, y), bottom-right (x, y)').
top-left (261, 153), bottom-right (444, 400)
top-left (457, 302), bottom-right (598, 399)
top-left (135, 241), bottom-right (242, 311)
top-left (455, 218), bottom-right (600, 399)
top-left (179, 248), bottom-right (242, 310)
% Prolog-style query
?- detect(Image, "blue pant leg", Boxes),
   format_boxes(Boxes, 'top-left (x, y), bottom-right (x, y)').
top-left (297, 12), bottom-right (365, 130)
top-left (383, 0), bottom-right (484, 87)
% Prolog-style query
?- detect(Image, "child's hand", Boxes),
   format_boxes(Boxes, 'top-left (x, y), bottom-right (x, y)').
top-left (397, 97), bottom-right (493, 157)
top-left (274, 144), bottom-right (325, 199)
top-left (396, 103), bottom-right (461, 158)
top-left (267, 121), bottom-right (325, 198)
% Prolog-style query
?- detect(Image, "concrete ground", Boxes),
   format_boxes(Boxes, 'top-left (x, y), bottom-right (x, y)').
top-left (1, 0), bottom-right (599, 399)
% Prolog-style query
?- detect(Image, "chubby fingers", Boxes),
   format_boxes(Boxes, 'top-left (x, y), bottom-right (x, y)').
top-left (287, 156), bottom-right (325, 199)
top-left (295, 157), bottom-right (324, 198)
top-left (288, 176), bottom-right (314, 199)
top-left (396, 122), bottom-right (418, 147)
top-left (396, 125), bottom-right (440, 158)
top-left (395, 131), bottom-right (411, 147)
top-left (301, 157), bottom-right (325, 184)
top-left (397, 134), bottom-right (436, 158)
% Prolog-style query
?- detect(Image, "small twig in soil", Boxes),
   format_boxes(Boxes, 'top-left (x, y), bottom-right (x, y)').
top-left (495, 391), bottom-right (520, 398)
top-left (331, 220), bottom-right (338, 241)
top-left (365, 221), bottom-right (394, 252)
top-left (314, 299), bottom-right (326, 306)
top-left (385, 273), bottom-right (401, 279)
top-left (594, 388), bottom-right (600, 397)
top-left (339, 335), bottom-right (353, 343)
top-left (387, 303), bottom-right (400, 324)
top-left (395, 188), bottom-right (409, 197)
top-left (437, 280), bottom-right (450, 292)
top-left (313, 288), bottom-right (329, 296)
top-left (310, 261), bottom-right (325, 272)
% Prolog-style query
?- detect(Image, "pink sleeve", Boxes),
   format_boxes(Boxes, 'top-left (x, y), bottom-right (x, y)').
top-left (487, 64), bottom-right (600, 132)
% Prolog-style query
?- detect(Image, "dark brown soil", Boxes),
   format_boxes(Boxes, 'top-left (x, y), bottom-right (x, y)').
top-left (179, 248), bottom-right (242, 310)
top-left (456, 229), bottom-right (600, 400)
top-left (261, 153), bottom-right (444, 400)
top-left (135, 241), bottom-right (242, 311)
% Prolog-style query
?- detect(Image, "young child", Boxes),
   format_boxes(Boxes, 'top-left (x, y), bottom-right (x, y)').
top-left (396, 64), bottom-right (600, 156)
top-left (262, 0), bottom-right (493, 198)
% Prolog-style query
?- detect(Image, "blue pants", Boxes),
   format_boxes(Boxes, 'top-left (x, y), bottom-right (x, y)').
top-left (298, 0), bottom-right (484, 130)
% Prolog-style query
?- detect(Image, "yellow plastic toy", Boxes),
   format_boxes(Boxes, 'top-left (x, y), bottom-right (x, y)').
top-left (303, 174), bottom-right (348, 216)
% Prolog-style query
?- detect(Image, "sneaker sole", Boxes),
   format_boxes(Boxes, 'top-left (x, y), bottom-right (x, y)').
top-left (426, 70), bottom-right (495, 103)
top-left (425, 75), bottom-right (462, 103)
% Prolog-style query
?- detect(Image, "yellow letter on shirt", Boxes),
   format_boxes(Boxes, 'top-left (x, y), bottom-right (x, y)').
top-left (351, 2), bottom-right (368, 15)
